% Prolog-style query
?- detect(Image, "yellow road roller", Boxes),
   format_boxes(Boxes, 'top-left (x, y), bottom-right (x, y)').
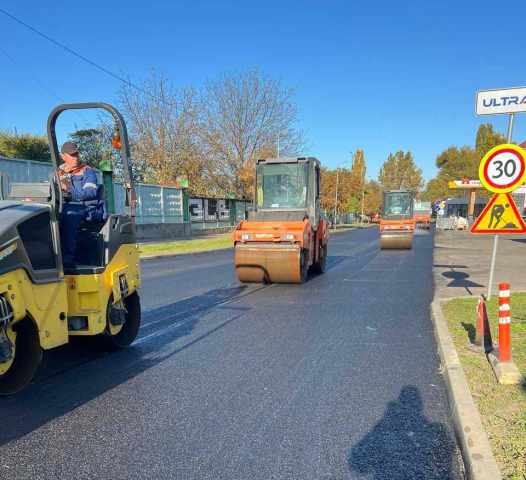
top-left (379, 189), bottom-right (415, 249)
top-left (233, 157), bottom-right (329, 284)
top-left (0, 103), bottom-right (141, 395)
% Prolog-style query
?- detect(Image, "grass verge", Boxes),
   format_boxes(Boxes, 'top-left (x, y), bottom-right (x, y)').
top-left (140, 236), bottom-right (232, 257)
top-left (139, 223), bottom-right (376, 257)
top-left (330, 223), bottom-right (377, 233)
top-left (442, 294), bottom-right (526, 480)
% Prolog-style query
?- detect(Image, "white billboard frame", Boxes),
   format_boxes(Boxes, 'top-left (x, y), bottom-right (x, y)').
top-left (475, 86), bottom-right (526, 116)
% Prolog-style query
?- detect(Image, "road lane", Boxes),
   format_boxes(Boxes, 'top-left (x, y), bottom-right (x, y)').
top-left (0, 226), bottom-right (463, 479)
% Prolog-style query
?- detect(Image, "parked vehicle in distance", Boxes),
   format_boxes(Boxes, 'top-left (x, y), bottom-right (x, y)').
top-left (413, 201), bottom-right (432, 229)
top-left (370, 213), bottom-right (381, 223)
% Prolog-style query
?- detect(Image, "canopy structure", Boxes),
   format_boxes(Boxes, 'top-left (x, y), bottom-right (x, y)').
top-left (448, 178), bottom-right (485, 220)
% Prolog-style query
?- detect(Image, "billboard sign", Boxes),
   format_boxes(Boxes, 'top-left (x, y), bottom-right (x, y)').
top-left (476, 86), bottom-right (526, 116)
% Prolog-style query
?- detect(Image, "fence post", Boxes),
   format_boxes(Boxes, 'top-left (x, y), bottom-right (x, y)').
top-left (137, 184), bottom-right (143, 223)
top-left (160, 186), bottom-right (165, 224)
top-left (182, 190), bottom-right (189, 222)
top-left (99, 160), bottom-right (115, 215)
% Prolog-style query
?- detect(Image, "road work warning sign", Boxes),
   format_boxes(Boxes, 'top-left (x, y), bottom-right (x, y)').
top-left (470, 193), bottom-right (526, 234)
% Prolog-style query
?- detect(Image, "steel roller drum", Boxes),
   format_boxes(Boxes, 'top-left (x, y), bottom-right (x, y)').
top-left (380, 231), bottom-right (413, 250)
top-left (234, 243), bottom-right (306, 284)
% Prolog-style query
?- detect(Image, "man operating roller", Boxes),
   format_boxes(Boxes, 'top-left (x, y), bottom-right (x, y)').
top-left (58, 141), bottom-right (99, 267)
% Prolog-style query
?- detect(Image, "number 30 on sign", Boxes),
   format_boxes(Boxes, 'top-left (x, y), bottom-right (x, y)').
top-left (479, 144), bottom-right (526, 193)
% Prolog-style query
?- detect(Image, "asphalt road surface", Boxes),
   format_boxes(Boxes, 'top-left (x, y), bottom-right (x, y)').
top-left (0, 226), bottom-right (463, 480)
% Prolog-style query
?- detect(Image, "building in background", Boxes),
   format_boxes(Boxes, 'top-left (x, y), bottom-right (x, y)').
top-left (444, 198), bottom-right (490, 218)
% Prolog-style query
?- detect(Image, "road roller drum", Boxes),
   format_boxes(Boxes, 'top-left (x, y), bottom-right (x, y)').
top-left (380, 231), bottom-right (413, 249)
top-left (235, 244), bottom-right (308, 284)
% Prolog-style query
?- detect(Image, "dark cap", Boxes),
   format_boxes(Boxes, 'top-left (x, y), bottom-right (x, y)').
top-left (61, 141), bottom-right (80, 155)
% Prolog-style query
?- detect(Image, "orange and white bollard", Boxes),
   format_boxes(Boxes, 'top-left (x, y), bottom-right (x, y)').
top-left (498, 283), bottom-right (511, 362)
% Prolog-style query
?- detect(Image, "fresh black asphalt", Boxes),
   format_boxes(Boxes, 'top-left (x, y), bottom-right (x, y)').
top-left (0, 226), bottom-right (463, 479)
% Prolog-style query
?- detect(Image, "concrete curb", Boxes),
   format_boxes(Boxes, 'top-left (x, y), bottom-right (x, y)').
top-left (431, 299), bottom-right (502, 480)
top-left (487, 351), bottom-right (525, 385)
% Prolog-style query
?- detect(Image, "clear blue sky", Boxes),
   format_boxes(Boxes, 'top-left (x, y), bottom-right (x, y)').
top-left (1, 0), bottom-right (525, 182)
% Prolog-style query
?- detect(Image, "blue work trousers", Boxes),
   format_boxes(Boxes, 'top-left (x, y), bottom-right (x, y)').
top-left (60, 203), bottom-right (87, 263)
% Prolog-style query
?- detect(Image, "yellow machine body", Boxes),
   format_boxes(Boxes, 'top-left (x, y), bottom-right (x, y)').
top-left (0, 270), bottom-right (68, 375)
top-left (0, 102), bottom-right (142, 395)
top-left (0, 244), bottom-right (141, 377)
top-left (66, 244), bottom-right (141, 336)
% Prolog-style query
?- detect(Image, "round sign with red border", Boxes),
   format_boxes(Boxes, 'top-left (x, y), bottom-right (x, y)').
top-left (479, 144), bottom-right (526, 193)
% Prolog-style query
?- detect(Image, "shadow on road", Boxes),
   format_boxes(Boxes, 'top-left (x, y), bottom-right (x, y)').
top-left (434, 264), bottom-right (484, 295)
top-left (441, 271), bottom-right (484, 292)
top-left (324, 255), bottom-right (348, 272)
top-left (348, 386), bottom-right (456, 480)
top-left (0, 283), bottom-right (257, 446)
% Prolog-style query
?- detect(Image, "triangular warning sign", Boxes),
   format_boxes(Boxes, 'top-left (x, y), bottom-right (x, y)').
top-left (471, 193), bottom-right (526, 234)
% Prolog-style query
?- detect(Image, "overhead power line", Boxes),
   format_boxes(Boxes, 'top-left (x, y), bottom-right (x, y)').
top-left (0, 46), bottom-right (93, 126)
top-left (0, 8), bottom-right (154, 100)
top-left (0, 46), bottom-right (64, 103)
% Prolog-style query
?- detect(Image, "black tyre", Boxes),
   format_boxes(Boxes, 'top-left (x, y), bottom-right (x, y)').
top-left (0, 318), bottom-right (41, 396)
top-left (299, 248), bottom-right (309, 284)
top-left (311, 242), bottom-right (327, 274)
top-left (105, 292), bottom-right (141, 348)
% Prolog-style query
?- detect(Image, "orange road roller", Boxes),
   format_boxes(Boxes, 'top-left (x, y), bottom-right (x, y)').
top-left (233, 157), bottom-right (329, 284)
top-left (413, 201), bottom-right (431, 229)
top-left (380, 189), bottom-right (415, 249)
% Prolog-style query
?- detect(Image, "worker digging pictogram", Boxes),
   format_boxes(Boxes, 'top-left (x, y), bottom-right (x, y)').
top-left (488, 202), bottom-right (515, 229)
top-left (470, 192), bottom-right (526, 234)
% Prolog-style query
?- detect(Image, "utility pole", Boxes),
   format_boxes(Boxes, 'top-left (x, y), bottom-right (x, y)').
top-left (334, 168), bottom-right (339, 226)
top-left (334, 160), bottom-right (347, 226)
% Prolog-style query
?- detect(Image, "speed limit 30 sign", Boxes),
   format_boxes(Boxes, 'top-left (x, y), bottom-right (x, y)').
top-left (479, 144), bottom-right (526, 193)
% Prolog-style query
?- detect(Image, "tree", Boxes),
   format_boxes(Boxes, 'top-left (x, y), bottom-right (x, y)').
top-left (420, 177), bottom-right (450, 203)
top-left (378, 151), bottom-right (424, 192)
top-left (347, 195), bottom-right (361, 215)
top-left (68, 127), bottom-right (111, 168)
top-left (319, 167), bottom-right (350, 219)
top-left (118, 69), bottom-right (207, 194)
top-left (422, 123), bottom-right (505, 202)
top-left (363, 179), bottom-right (382, 214)
top-left (475, 123), bottom-right (506, 154)
top-left (319, 167), bottom-right (336, 217)
top-left (435, 145), bottom-right (479, 180)
top-left (202, 68), bottom-right (309, 198)
top-left (349, 149), bottom-right (366, 195)
top-left (0, 130), bottom-right (51, 162)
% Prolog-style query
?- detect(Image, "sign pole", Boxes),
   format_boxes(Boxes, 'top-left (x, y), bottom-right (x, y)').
top-left (469, 188), bottom-right (476, 222)
top-left (487, 114), bottom-right (515, 300)
top-left (487, 235), bottom-right (499, 300)
top-left (507, 114), bottom-right (515, 141)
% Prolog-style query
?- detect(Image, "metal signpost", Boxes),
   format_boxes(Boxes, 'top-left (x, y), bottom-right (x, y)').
top-left (474, 87), bottom-right (526, 299)
top-left (473, 143), bottom-right (526, 299)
